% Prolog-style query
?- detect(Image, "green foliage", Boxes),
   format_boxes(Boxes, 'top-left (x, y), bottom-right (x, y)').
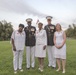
top-left (66, 24), bottom-right (76, 38)
top-left (0, 20), bottom-right (13, 41)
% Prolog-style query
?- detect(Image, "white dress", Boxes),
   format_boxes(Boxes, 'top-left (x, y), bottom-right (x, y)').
top-left (54, 31), bottom-right (66, 59)
top-left (35, 29), bottom-right (47, 58)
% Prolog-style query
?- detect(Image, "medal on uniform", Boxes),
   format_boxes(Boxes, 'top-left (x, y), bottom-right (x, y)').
top-left (31, 28), bottom-right (35, 35)
top-left (51, 30), bottom-right (53, 32)
top-left (31, 28), bottom-right (34, 31)
top-left (47, 26), bottom-right (51, 36)
top-left (50, 26), bottom-right (54, 32)
top-left (50, 26), bottom-right (54, 29)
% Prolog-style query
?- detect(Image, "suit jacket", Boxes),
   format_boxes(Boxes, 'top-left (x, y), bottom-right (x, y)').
top-left (24, 26), bottom-right (36, 46)
top-left (44, 24), bottom-right (56, 46)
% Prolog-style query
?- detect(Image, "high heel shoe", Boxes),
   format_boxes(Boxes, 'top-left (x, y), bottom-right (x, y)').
top-left (62, 70), bottom-right (65, 73)
top-left (56, 68), bottom-right (61, 72)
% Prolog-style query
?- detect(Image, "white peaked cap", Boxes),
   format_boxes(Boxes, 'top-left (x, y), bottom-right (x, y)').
top-left (26, 18), bottom-right (33, 22)
top-left (46, 16), bottom-right (53, 20)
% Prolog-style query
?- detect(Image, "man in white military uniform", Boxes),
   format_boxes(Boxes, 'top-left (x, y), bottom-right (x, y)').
top-left (11, 24), bottom-right (25, 74)
top-left (24, 18), bottom-right (36, 69)
top-left (44, 16), bottom-right (56, 68)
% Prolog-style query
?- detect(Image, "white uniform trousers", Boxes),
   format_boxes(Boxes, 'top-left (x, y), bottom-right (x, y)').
top-left (26, 46), bottom-right (35, 68)
top-left (47, 46), bottom-right (56, 67)
top-left (13, 50), bottom-right (23, 70)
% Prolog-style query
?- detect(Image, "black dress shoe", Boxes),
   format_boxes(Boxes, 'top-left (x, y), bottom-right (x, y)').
top-left (32, 67), bottom-right (34, 69)
top-left (26, 68), bottom-right (30, 70)
top-left (52, 67), bottom-right (56, 69)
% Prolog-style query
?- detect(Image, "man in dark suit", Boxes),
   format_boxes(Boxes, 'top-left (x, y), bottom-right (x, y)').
top-left (24, 18), bottom-right (36, 69)
top-left (44, 16), bottom-right (56, 68)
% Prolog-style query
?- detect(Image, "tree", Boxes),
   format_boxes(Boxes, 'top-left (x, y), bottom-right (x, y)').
top-left (66, 24), bottom-right (76, 38)
top-left (0, 20), bottom-right (13, 41)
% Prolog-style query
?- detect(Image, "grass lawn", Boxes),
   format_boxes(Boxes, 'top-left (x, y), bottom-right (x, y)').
top-left (0, 39), bottom-right (76, 75)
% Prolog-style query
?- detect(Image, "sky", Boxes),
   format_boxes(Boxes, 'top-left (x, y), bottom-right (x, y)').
top-left (0, 0), bottom-right (76, 30)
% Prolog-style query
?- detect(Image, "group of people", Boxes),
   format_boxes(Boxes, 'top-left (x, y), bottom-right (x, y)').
top-left (11, 16), bottom-right (66, 74)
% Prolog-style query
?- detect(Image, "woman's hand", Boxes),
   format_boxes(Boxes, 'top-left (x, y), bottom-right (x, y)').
top-left (55, 45), bottom-right (62, 49)
top-left (43, 45), bottom-right (46, 50)
top-left (13, 45), bottom-right (16, 51)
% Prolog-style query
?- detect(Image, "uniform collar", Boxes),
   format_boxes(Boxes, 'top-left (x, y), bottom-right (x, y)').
top-left (27, 25), bottom-right (32, 27)
top-left (47, 24), bottom-right (52, 26)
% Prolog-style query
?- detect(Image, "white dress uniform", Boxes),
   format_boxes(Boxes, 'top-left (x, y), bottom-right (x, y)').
top-left (11, 30), bottom-right (25, 71)
top-left (35, 29), bottom-right (47, 57)
top-left (44, 16), bottom-right (56, 68)
top-left (54, 31), bottom-right (66, 59)
top-left (24, 26), bottom-right (36, 68)
top-left (44, 24), bottom-right (56, 68)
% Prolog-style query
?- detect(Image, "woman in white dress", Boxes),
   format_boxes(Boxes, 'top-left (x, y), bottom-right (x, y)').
top-left (35, 22), bottom-right (47, 72)
top-left (54, 23), bottom-right (66, 73)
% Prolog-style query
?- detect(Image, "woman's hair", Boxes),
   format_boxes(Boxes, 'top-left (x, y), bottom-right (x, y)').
top-left (38, 22), bottom-right (43, 26)
top-left (56, 23), bottom-right (62, 31)
top-left (19, 24), bottom-right (24, 28)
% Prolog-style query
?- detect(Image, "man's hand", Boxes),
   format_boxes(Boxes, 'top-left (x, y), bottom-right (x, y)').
top-left (43, 45), bottom-right (46, 50)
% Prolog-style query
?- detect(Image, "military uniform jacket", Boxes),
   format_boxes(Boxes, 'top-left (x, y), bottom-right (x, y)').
top-left (24, 26), bottom-right (36, 46)
top-left (44, 24), bottom-right (55, 46)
